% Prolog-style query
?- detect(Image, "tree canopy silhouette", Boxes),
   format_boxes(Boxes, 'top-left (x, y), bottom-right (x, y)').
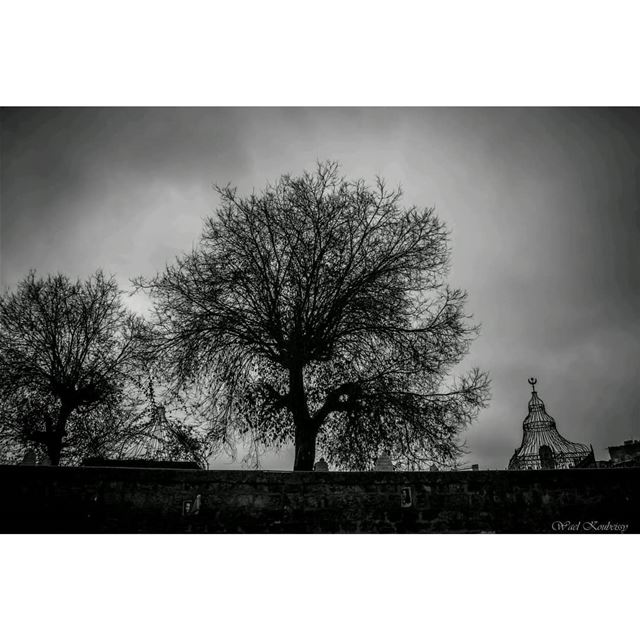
top-left (140, 162), bottom-right (490, 470)
top-left (0, 271), bottom-right (144, 464)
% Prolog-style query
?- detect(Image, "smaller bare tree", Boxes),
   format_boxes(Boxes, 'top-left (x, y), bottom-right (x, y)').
top-left (0, 271), bottom-right (144, 464)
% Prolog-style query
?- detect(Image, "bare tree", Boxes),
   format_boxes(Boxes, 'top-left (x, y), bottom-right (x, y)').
top-left (0, 271), bottom-right (144, 464)
top-left (139, 162), bottom-right (490, 470)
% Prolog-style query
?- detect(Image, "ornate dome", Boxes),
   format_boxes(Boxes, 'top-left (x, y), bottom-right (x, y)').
top-left (508, 378), bottom-right (593, 470)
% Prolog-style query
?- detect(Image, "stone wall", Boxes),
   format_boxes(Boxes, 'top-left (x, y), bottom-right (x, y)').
top-left (1, 465), bottom-right (638, 533)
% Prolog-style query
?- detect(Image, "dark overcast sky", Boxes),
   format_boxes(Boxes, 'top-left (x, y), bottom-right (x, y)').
top-left (1, 107), bottom-right (639, 469)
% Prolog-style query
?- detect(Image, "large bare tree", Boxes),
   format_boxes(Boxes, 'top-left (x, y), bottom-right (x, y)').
top-left (0, 271), bottom-right (144, 464)
top-left (139, 162), bottom-right (490, 470)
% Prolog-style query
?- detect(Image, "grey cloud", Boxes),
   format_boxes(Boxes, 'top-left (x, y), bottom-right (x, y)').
top-left (1, 107), bottom-right (638, 469)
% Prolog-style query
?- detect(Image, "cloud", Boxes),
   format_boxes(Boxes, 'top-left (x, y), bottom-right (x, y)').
top-left (2, 107), bottom-right (638, 468)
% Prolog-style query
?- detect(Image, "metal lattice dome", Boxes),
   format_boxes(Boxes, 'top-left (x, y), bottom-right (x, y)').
top-left (508, 378), bottom-right (593, 470)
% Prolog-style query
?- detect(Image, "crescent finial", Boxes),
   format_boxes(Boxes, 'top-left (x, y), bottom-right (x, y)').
top-left (528, 377), bottom-right (537, 391)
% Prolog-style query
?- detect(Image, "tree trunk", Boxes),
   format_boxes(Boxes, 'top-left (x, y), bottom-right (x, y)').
top-left (46, 434), bottom-right (64, 466)
top-left (293, 423), bottom-right (317, 471)
top-left (289, 365), bottom-right (318, 471)
top-left (46, 404), bottom-right (73, 466)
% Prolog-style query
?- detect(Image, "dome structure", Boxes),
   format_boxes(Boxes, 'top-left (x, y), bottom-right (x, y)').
top-left (508, 378), bottom-right (593, 470)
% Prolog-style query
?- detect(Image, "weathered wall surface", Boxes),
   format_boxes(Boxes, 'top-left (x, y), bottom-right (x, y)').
top-left (1, 465), bottom-right (638, 533)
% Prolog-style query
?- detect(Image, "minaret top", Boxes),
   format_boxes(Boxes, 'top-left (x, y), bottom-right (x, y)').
top-left (509, 376), bottom-right (592, 469)
top-left (526, 377), bottom-right (546, 412)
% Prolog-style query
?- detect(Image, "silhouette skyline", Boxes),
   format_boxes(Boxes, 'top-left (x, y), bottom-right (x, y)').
top-left (1, 107), bottom-right (639, 469)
